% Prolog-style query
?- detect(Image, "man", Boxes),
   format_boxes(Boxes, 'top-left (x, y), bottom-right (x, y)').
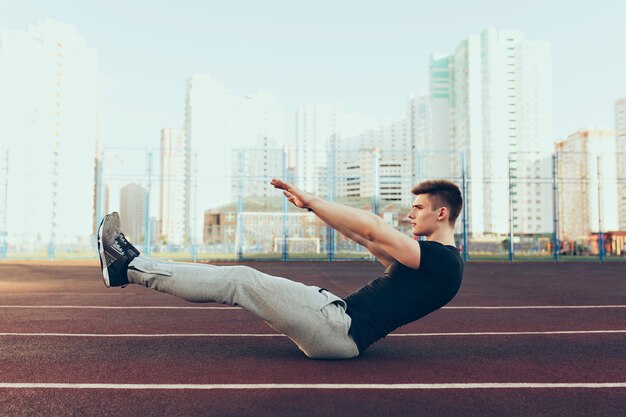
top-left (97, 178), bottom-right (464, 359)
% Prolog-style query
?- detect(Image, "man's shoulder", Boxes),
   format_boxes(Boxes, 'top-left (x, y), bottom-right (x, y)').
top-left (417, 240), bottom-right (463, 269)
top-left (418, 240), bottom-right (459, 254)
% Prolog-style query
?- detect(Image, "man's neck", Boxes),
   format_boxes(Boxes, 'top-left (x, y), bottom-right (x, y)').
top-left (426, 228), bottom-right (456, 247)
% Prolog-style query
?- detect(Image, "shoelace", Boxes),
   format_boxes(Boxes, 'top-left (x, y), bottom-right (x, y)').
top-left (115, 233), bottom-right (130, 248)
top-left (115, 233), bottom-right (140, 257)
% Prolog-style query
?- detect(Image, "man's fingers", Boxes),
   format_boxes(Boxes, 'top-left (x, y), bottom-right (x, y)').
top-left (283, 190), bottom-right (301, 207)
top-left (271, 178), bottom-right (287, 189)
top-left (272, 178), bottom-right (296, 193)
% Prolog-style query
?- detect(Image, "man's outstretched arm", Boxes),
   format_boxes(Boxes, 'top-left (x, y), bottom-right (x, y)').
top-left (271, 178), bottom-right (422, 269)
top-left (313, 208), bottom-right (395, 267)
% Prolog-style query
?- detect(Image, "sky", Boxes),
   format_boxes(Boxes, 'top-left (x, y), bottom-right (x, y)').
top-left (1, 0), bottom-right (625, 150)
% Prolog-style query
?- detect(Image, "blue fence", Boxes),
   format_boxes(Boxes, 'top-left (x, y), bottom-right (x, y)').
top-left (1, 146), bottom-right (625, 261)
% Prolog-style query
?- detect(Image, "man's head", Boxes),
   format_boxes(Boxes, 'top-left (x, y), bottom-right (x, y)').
top-left (408, 180), bottom-right (463, 236)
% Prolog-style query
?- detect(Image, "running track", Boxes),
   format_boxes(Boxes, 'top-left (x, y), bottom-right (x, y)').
top-left (0, 260), bottom-right (625, 416)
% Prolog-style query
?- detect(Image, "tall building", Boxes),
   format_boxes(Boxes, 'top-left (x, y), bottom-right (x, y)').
top-left (339, 117), bottom-right (413, 204)
top-left (296, 103), bottom-right (377, 196)
top-left (556, 129), bottom-right (618, 241)
top-left (231, 138), bottom-right (295, 201)
top-left (337, 148), bottom-right (406, 203)
top-left (427, 55), bottom-right (455, 181)
top-left (431, 29), bottom-right (553, 236)
top-left (185, 75), bottom-right (284, 243)
top-left (335, 95), bottom-right (432, 206)
top-left (160, 127), bottom-right (188, 246)
top-left (615, 98), bottom-right (626, 230)
top-left (407, 94), bottom-right (431, 184)
top-left (0, 19), bottom-right (98, 249)
top-left (119, 183), bottom-right (146, 243)
top-left (341, 118), bottom-right (410, 151)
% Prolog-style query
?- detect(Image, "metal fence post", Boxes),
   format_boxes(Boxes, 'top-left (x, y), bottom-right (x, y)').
top-left (144, 150), bottom-right (152, 257)
top-left (508, 153), bottom-right (515, 263)
top-left (461, 152), bottom-right (468, 262)
top-left (281, 147), bottom-right (289, 261)
top-left (191, 152), bottom-right (198, 262)
top-left (552, 153), bottom-right (560, 262)
top-left (95, 149), bottom-right (104, 237)
top-left (597, 155), bottom-right (605, 262)
top-left (236, 149), bottom-right (244, 262)
top-left (327, 145), bottom-right (335, 262)
top-left (372, 147), bottom-right (380, 215)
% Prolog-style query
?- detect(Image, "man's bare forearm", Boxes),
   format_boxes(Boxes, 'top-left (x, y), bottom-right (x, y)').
top-left (308, 197), bottom-right (384, 244)
top-left (312, 206), bottom-right (394, 266)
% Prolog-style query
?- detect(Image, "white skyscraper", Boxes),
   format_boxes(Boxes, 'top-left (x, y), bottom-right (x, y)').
top-left (185, 74), bottom-right (284, 243)
top-left (160, 127), bottom-right (188, 246)
top-left (119, 183), bottom-right (146, 243)
top-left (556, 129), bottom-right (618, 241)
top-left (615, 98), bottom-right (626, 230)
top-left (0, 19), bottom-right (98, 250)
top-left (427, 54), bottom-right (455, 181)
top-left (431, 28), bottom-right (553, 236)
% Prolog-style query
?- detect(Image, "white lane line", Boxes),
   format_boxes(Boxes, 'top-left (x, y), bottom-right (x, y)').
top-left (445, 305), bottom-right (626, 310)
top-left (0, 333), bottom-right (282, 337)
top-left (0, 306), bottom-right (238, 310)
top-left (1, 305), bottom-right (625, 310)
top-left (390, 330), bottom-right (626, 336)
top-left (1, 330), bottom-right (625, 338)
top-left (0, 382), bottom-right (625, 390)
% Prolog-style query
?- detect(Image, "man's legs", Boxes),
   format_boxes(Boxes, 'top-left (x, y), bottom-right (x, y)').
top-left (126, 256), bottom-right (359, 360)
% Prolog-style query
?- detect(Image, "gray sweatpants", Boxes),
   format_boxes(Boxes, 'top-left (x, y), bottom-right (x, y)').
top-left (127, 257), bottom-right (360, 360)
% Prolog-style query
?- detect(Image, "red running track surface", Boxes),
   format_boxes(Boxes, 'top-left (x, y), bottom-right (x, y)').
top-left (0, 260), bottom-right (625, 416)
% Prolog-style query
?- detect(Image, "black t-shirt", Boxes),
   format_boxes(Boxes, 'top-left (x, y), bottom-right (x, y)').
top-left (344, 240), bottom-right (464, 353)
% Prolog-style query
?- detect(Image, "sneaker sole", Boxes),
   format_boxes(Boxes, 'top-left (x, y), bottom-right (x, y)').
top-left (97, 216), bottom-right (112, 288)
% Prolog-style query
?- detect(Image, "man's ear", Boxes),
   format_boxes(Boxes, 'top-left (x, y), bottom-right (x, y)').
top-left (437, 207), bottom-right (448, 221)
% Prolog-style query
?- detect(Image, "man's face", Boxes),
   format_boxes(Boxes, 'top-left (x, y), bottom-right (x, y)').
top-left (407, 194), bottom-right (440, 236)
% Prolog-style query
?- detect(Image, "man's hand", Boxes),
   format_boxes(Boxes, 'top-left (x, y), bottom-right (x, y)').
top-left (271, 178), bottom-right (316, 210)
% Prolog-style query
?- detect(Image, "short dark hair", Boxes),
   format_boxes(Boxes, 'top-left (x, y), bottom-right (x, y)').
top-left (411, 180), bottom-right (463, 225)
